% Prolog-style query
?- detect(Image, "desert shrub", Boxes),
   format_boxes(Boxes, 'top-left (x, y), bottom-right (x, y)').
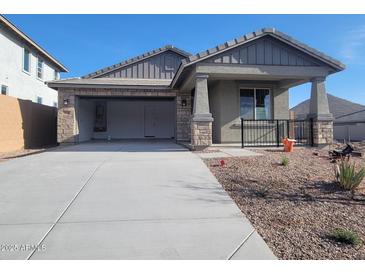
top-left (255, 185), bottom-right (271, 198)
top-left (335, 159), bottom-right (365, 191)
top-left (281, 157), bottom-right (289, 166)
top-left (328, 228), bottom-right (362, 246)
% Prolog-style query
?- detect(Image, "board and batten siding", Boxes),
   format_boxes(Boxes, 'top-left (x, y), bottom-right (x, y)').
top-left (96, 50), bottom-right (186, 79)
top-left (203, 36), bottom-right (321, 67)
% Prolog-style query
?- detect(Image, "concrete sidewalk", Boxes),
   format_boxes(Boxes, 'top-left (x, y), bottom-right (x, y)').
top-left (0, 141), bottom-right (275, 259)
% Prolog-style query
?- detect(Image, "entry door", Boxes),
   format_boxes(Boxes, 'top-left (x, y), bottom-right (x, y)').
top-left (144, 105), bottom-right (158, 137)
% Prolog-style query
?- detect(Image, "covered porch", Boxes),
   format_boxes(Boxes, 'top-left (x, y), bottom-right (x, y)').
top-left (171, 28), bottom-right (345, 150)
top-left (178, 63), bottom-right (336, 149)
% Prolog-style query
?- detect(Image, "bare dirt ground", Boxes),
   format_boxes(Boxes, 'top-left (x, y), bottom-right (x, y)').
top-left (204, 148), bottom-right (365, 259)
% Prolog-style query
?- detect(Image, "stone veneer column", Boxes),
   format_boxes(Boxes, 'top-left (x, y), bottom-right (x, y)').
top-left (57, 90), bottom-right (78, 144)
top-left (176, 91), bottom-right (191, 141)
top-left (191, 74), bottom-right (213, 150)
top-left (308, 77), bottom-right (333, 146)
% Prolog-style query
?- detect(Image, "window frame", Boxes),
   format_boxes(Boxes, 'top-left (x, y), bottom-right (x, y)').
top-left (36, 96), bottom-right (43, 104)
top-left (1, 85), bottom-right (8, 95)
top-left (239, 87), bottom-right (272, 120)
top-left (22, 47), bottom-right (31, 74)
top-left (54, 70), bottom-right (59, 80)
top-left (37, 57), bottom-right (44, 80)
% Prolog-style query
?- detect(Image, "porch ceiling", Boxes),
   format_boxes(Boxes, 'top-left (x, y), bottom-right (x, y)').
top-left (178, 63), bottom-right (320, 91)
top-left (196, 64), bottom-right (328, 80)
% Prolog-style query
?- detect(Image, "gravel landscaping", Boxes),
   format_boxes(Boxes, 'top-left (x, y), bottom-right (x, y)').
top-left (204, 148), bottom-right (365, 259)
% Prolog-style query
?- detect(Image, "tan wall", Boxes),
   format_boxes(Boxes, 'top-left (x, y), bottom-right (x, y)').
top-left (0, 94), bottom-right (57, 153)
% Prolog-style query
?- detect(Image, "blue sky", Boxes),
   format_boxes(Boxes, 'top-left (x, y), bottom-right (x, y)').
top-left (5, 14), bottom-right (365, 107)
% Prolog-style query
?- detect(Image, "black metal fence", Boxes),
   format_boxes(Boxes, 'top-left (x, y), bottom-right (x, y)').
top-left (241, 119), bottom-right (313, 148)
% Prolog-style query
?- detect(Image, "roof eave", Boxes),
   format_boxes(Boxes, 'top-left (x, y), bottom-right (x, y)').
top-left (172, 28), bottom-right (345, 86)
top-left (47, 82), bottom-right (172, 90)
top-left (0, 15), bottom-right (68, 72)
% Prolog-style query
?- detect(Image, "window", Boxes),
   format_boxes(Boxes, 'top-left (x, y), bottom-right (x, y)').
top-left (37, 96), bottom-right (43, 104)
top-left (240, 88), bottom-right (271, 120)
top-left (23, 48), bottom-right (31, 73)
top-left (240, 89), bottom-right (255, 119)
top-left (94, 102), bottom-right (107, 132)
top-left (1, 85), bottom-right (8, 95)
top-left (54, 70), bottom-right (59, 80)
top-left (37, 58), bottom-right (43, 79)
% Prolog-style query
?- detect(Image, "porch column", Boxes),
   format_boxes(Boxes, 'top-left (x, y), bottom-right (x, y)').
top-left (308, 77), bottom-right (333, 146)
top-left (191, 74), bottom-right (213, 149)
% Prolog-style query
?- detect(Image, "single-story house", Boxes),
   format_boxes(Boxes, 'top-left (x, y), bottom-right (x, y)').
top-left (48, 28), bottom-right (345, 149)
top-left (292, 94), bottom-right (365, 142)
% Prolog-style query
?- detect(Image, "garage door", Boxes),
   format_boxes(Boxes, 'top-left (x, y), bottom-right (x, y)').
top-left (87, 98), bottom-right (175, 140)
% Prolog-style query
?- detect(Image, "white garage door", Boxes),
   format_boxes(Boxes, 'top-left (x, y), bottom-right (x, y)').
top-left (103, 99), bottom-right (175, 139)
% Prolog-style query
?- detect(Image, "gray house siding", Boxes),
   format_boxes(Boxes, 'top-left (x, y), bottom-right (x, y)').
top-left (209, 80), bottom-right (289, 143)
top-left (202, 37), bottom-right (320, 67)
top-left (97, 50), bottom-right (186, 79)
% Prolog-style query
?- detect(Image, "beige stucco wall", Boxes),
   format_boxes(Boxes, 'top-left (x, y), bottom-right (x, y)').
top-left (0, 94), bottom-right (57, 153)
top-left (209, 80), bottom-right (289, 143)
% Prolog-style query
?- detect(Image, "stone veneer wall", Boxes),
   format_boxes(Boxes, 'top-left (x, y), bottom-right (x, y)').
top-left (312, 120), bottom-right (333, 146)
top-left (57, 88), bottom-right (177, 144)
top-left (176, 91), bottom-right (191, 141)
top-left (191, 121), bottom-right (212, 149)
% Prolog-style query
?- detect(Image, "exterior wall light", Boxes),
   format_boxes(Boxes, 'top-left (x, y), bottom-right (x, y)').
top-left (63, 98), bottom-right (69, 105)
top-left (181, 99), bottom-right (187, 107)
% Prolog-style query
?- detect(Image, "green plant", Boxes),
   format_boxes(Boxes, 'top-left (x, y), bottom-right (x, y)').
top-left (335, 159), bottom-right (365, 196)
top-left (328, 228), bottom-right (362, 246)
top-left (281, 157), bottom-right (289, 166)
top-left (255, 185), bottom-right (271, 198)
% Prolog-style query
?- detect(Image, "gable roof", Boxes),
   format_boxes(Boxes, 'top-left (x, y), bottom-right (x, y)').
top-left (82, 45), bottom-right (191, 79)
top-left (291, 94), bottom-right (365, 123)
top-left (0, 15), bottom-right (68, 72)
top-left (172, 28), bottom-right (345, 87)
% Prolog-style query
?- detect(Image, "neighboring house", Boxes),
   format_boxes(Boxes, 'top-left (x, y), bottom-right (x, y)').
top-left (292, 94), bottom-right (365, 142)
top-left (48, 28), bottom-right (345, 149)
top-left (0, 15), bottom-right (68, 107)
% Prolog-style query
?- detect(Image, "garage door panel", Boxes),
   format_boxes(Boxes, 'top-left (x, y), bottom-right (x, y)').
top-left (108, 101), bottom-right (145, 139)
top-left (144, 102), bottom-right (175, 138)
top-left (78, 98), bottom-right (175, 140)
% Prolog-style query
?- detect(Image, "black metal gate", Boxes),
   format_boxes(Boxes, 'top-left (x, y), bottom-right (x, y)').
top-left (241, 118), bottom-right (313, 148)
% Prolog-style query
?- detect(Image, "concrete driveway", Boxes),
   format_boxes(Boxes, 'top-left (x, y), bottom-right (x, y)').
top-left (0, 141), bottom-right (275, 259)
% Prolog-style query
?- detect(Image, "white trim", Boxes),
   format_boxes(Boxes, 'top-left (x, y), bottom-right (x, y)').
top-left (22, 47), bottom-right (31, 75)
top-left (1, 84), bottom-right (9, 95)
top-left (36, 96), bottom-right (43, 104)
top-left (239, 86), bottom-right (272, 120)
top-left (36, 56), bottom-right (44, 81)
top-left (54, 70), bottom-right (60, 80)
top-left (0, 15), bottom-right (68, 72)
